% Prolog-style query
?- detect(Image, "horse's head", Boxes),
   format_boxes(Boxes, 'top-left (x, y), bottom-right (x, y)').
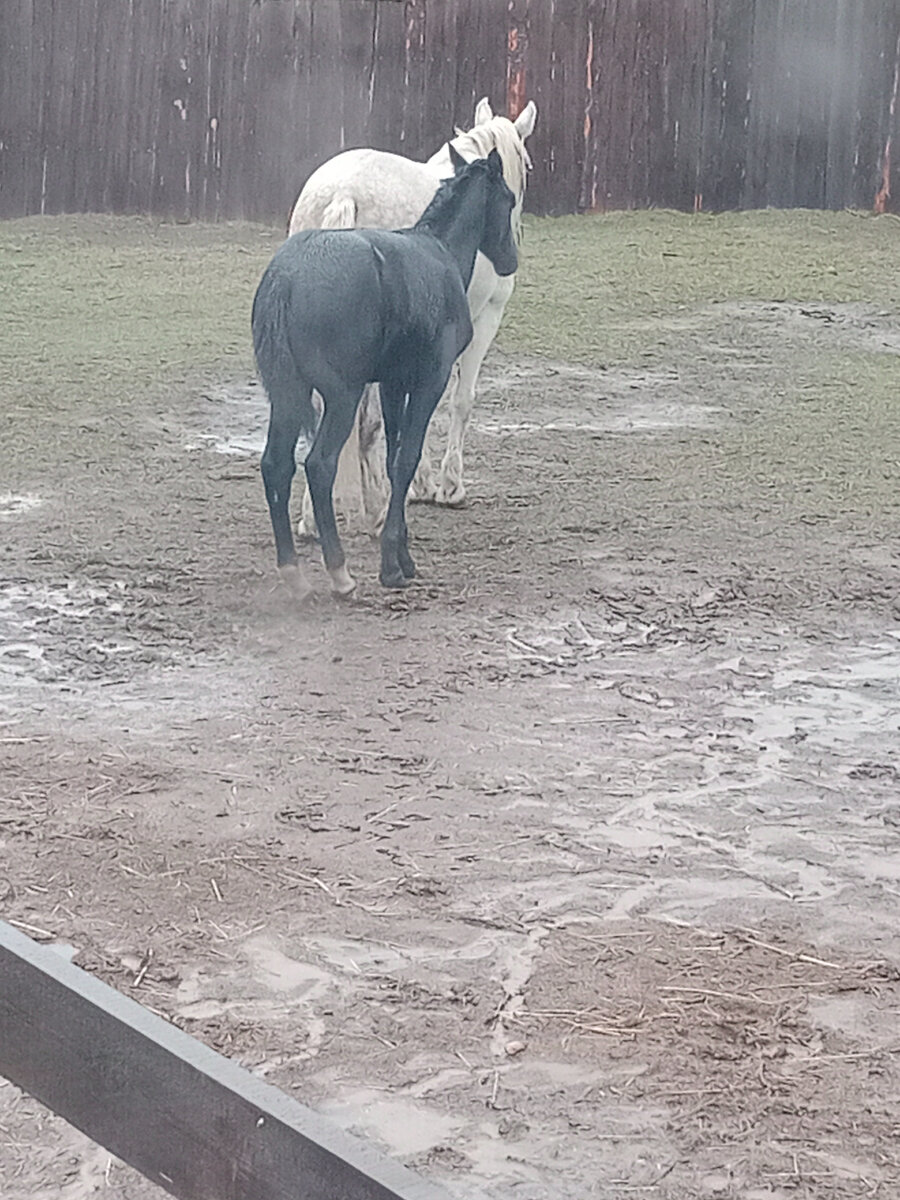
top-left (473, 96), bottom-right (537, 164)
top-left (432, 97), bottom-right (538, 239)
top-left (449, 146), bottom-right (518, 278)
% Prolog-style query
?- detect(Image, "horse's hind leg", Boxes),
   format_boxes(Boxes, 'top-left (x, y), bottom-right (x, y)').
top-left (409, 364), bottom-right (458, 504)
top-left (379, 377), bottom-right (445, 588)
top-left (304, 386), bottom-right (364, 596)
top-left (436, 282), bottom-right (512, 506)
top-left (297, 392), bottom-right (367, 540)
top-left (358, 384), bottom-right (390, 535)
top-left (261, 385), bottom-right (314, 596)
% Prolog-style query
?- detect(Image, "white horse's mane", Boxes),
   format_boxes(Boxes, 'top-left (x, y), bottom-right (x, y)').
top-left (437, 117), bottom-right (531, 241)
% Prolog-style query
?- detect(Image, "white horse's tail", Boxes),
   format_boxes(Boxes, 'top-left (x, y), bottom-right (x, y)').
top-left (320, 193), bottom-right (358, 229)
top-left (316, 190), bottom-right (365, 523)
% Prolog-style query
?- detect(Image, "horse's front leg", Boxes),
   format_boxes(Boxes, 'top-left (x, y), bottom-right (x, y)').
top-left (436, 279), bottom-right (513, 506)
top-left (304, 386), bottom-right (364, 596)
top-left (379, 377), bottom-right (444, 588)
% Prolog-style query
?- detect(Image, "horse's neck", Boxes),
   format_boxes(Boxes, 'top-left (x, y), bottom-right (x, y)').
top-left (429, 141), bottom-right (524, 242)
top-left (422, 183), bottom-right (484, 289)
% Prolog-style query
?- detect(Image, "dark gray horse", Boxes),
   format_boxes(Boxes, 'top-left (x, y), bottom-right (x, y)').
top-left (251, 147), bottom-right (517, 597)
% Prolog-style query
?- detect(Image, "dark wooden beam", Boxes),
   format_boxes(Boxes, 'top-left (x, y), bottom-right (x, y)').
top-left (0, 921), bottom-right (455, 1200)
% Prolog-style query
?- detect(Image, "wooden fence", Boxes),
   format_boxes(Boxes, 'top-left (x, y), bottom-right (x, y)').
top-left (0, 920), bottom-right (452, 1200)
top-left (1, 0), bottom-right (899, 222)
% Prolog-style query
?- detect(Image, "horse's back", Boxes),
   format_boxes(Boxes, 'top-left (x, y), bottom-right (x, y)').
top-left (289, 149), bottom-right (440, 235)
top-left (259, 227), bottom-right (471, 386)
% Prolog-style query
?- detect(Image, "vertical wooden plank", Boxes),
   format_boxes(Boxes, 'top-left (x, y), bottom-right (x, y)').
top-left (521, 0), bottom-right (562, 213)
top-left (0, 0), bottom-right (35, 216)
top-left (215, 0), bottom-right (252, 220)
top-left (184, 0), bottom-right (212, 220)
top-left (824, 0), bottom-right (860, 210)
top-left (365, 0), bottom-right (407, 155)
top-left (302, 0), bottom-right (344, 182)
top-left (697, 0), bottom-right (725, 211)
top-left (506, 0), bottom-right (530, 121)
top-left (652, 0), bottom-right (706, 212)
top-left (339, 0), bottom-right (375, 152)
top-left (69, 0), bottom-right (97, 211)
top-left (864, 1), bottom-right (900, 211)
top-left (200, 0), bottom-right (222, 220)
top-left (881, 15), bottom-right (900, 212)
top-left (104, 0), bottom-right (142, 213)
top-left (698, 0), bottom-right (754, 210)
top-left (632, 0), bottom-right (655, 209)
top-left (251, 0), bottom-right (299, 222)
top-left (399, 0), bottom-right (427, 157)
top-left (795, 0), bottom-right (834, 209)
top-left (59, 0), bottom-right (84, 211)
top-left (422, 0), bottom-right (455, 154)
top-left (580, 0), bottom-right (606, 211)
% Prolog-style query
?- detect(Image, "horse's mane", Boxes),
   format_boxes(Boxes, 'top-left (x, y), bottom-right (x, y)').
top-left (415, 158), bottom-right (490, 234)
top-left (445, 117), bottom-right (530, 243)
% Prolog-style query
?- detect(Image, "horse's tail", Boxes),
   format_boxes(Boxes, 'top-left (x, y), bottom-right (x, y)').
top-left (251, 265), bottom-right (318, 443)
top-left (319, 193), bottom-right (358, 229)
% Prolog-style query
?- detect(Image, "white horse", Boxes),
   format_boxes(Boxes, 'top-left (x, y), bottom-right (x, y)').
top-left (287, 97), bottom-right (538, 537)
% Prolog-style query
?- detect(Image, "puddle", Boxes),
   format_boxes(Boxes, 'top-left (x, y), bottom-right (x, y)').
top-left (727, 301), bottom-right (900, 357)
top-left (243, 936), bottom-right (334, 998)
top-left (729, 637), bottom-right (900, 758)
top-left (302, 935), bottom-right (413, 975)
top-left (481, 360), bottom-right (722, 434)
top-left (187, 382), bottom-right (270, 457)
top-left (173, 938), bottom-right (337, 1063)
top-left (0, 579), bottom-right (176, 693)
top-left (187, 381), bottom-right (317, 460)
top-left (188, 356), bottom-right (720, 463)
top-left (0, 493), bottom-right (42, 520)
top-left (318, 1089), bottom-right (464, 1159)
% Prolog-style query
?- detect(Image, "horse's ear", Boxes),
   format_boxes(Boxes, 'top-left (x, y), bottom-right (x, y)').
top-left (474, 97), bottom-right (493, 125)
top-left (448, 144), bottom-right (467, 174)
top-left (487, 148), bottom-right (504, 177)
top-left (514, 101), bottom-right (537, 140)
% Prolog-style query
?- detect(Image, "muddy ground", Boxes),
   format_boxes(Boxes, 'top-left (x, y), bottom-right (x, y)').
top-left (1, 210), bottom-right (900, 1199)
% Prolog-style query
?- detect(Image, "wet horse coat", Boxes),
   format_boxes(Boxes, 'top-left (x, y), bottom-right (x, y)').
top-left (252, 149), bottom-right (518, 596)
top-left (288, 97), bottom-right (537, 534)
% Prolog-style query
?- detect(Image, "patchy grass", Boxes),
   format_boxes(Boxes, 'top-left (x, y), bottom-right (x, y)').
top-left (1, 208), bottom-right (898, 536)
top-left (506, 207), bottom-right (900, 362)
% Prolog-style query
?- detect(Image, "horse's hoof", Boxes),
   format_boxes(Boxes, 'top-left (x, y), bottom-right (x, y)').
top-left (435, 487), bottom-right (467, 508)
top-left (398, 554), bottom-right (416, 580)
top-left (328, 564), bottom-right (357, 597)
top-left (408, 479), bottom-right (438, 505)
top-left (279, 564), bottom-right (314, 602)
top-left (296, 521), bottom-right (319, 543)
top-left (380, 569), bottom-right (411, 590)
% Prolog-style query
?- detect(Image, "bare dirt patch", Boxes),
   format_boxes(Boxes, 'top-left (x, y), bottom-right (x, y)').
top-left (2, 212), bottom-right (900, 1199)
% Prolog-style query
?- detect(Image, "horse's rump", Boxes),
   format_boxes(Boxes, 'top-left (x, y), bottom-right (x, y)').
top-left (290, 150), bottom-right (437, 236)
top-left (255, 228), bottom-right (468, 395)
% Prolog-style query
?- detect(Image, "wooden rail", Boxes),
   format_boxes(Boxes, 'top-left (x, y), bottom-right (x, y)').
top-left (0, 920), bottom-right (455, 1200)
